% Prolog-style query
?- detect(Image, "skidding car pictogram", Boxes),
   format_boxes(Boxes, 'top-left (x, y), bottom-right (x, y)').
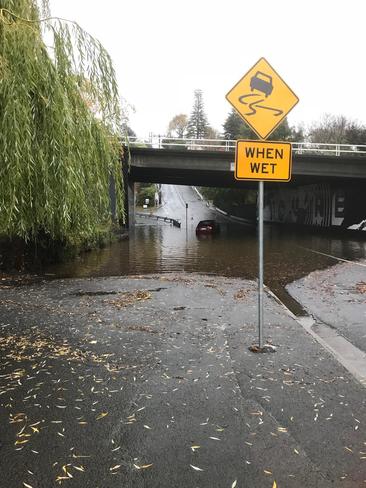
top-left (250, 71), bottom-right (273, 97)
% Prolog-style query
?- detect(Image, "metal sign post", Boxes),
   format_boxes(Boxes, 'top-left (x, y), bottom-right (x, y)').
top-left (258, 181), bottom-right (264, 348)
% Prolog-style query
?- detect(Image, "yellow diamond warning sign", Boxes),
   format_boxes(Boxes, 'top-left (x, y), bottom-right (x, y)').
top-left (235, 140), bottom-right (292, 182)
top-left (226, 58), bottom-right (299, 140)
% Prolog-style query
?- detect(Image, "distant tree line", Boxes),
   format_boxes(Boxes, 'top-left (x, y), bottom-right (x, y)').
top-left (166, 89), bottom-right (366, 145)
top-left (307, 114), bottom-right (366, 145)
top-left (166, 90), bottom-right (219, 141)
top-left (222, 109), bottom-right (304, 141)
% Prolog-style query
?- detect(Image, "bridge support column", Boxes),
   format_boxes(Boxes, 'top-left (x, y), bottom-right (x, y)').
top-left (121, 149), bottom-right (136, 228)
top-left (128, 182), bottom-right (135, 227)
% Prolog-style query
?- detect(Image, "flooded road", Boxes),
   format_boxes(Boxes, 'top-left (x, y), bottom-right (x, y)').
top-left (47, 185), bottom-right (366, 308)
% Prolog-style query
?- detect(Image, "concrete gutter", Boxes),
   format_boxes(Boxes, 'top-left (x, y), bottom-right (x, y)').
top-left (266, 286), bottom-right (366, 387)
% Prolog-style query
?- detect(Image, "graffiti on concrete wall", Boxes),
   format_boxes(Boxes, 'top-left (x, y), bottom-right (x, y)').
top-left (264, 184), bottom-right (366, 230)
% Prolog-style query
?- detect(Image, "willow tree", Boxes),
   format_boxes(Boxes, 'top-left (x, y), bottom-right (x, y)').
top-left (0, 0), bottom-right (124, 249)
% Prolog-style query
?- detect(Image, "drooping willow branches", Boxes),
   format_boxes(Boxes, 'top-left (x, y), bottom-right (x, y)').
top-left (0, 0), bottom-right (124, 246)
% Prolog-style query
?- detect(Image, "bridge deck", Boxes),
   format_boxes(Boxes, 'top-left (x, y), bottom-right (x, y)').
top-left (128, 147), bottom-right (366, 188)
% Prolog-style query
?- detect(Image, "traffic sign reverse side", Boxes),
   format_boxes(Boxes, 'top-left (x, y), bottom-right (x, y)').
top-left (226, 58), bottom-right (299, 140)
top-left (235, 140), bottom-right (292, 182)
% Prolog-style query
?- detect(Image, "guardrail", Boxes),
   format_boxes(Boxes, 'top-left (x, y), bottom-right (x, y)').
top-left (136, 212), bottom-right (181, 228)
top-left (125, 135), bottom-right (366, 157)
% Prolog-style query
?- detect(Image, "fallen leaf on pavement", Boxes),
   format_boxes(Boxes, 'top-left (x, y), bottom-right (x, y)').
top-left (96, 412), bottom-right (108, 420)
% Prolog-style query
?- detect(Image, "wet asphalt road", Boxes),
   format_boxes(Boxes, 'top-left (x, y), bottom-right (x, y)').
top-left (288, 260), bottom-right (366, 352)
top-left (1, 273), bottom-right (366, 487)
top-left (1, 185), bottom-right (366, 486)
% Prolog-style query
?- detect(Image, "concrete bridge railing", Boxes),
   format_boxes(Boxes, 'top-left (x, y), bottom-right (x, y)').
top-left (126, 135), bottom-right (366, 157)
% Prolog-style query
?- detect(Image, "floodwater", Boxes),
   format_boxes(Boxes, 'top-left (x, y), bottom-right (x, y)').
top-left (46, 185), bottom-right (366, 312)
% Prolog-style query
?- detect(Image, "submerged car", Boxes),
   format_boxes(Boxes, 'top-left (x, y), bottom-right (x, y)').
top-left (195, 220), bottom-right (220, 235)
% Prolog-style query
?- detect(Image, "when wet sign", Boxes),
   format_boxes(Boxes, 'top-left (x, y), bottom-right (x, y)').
top-left (226, 58), bottom-right (299, 350)
top-left (235, 140), bottom-right (292, 182)
top-left (226, 57), bottom-right (299, 140)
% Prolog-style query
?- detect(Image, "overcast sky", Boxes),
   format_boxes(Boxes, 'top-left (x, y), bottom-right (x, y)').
top-left (49, 0), bottom-right (366, 137)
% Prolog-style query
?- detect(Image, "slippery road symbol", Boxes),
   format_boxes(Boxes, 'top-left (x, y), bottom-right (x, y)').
top-left (238, 94), bottom-right (284, 117)
top-left (238, 71), bottom-right (283, 117)
top-left (226, 57), bottom-right (299, 139)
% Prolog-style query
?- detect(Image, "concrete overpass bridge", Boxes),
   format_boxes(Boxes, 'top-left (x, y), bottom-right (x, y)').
top-left (124, 136), bottom-right (366, 230)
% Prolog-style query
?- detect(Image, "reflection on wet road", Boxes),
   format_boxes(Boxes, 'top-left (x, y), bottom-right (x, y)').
top-left (47, 185), bottom-right (366, 306)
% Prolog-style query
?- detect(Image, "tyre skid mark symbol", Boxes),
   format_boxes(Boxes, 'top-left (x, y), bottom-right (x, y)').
top-left (238, 94), bottom-right (284, 117)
